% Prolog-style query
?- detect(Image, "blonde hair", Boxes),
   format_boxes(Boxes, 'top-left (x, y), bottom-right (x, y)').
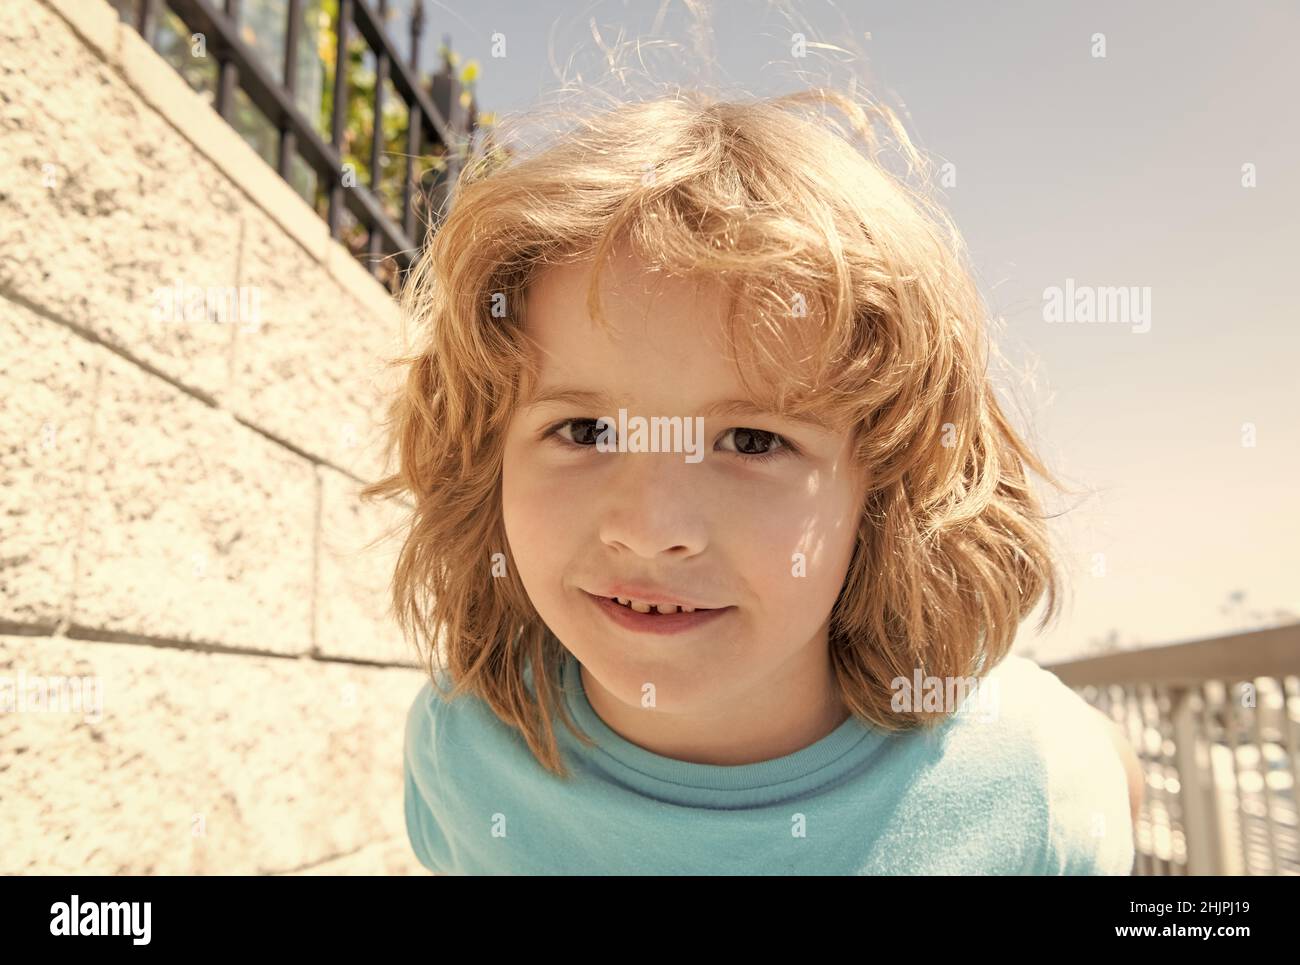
top-left (362, 88), bottom-right (1069, 778)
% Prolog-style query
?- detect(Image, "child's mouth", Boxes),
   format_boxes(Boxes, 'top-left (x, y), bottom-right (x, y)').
top-left (610, 597), bottom-right (708, 614)
top-left (586, 592), bottom-right (733, 636)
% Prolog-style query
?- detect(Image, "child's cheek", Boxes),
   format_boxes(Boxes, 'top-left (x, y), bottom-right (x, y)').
top-left (500, 448), bottom-right (567, 579)
top-left (748, 474), bottom-right (861, 615)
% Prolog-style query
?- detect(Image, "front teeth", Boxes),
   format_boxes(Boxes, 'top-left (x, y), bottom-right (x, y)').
top-left (614, 597), bottom-right (696, 614)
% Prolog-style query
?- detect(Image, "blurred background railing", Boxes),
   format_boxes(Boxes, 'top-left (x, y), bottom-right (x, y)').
top-left (108, 0), bottom-right (483, 292)
top-left (1047, 623), bottom-right (1300, 876)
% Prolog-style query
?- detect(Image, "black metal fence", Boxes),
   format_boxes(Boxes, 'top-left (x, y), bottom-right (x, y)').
top-left (117, 0), bottom-right (477, 291)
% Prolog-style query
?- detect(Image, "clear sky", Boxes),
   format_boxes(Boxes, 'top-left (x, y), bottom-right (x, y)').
top-left (404, 0), bottom-right (1300, 661)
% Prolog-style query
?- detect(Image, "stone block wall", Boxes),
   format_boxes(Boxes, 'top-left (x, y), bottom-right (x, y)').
top-left (1, 0), bottom-right (429, 874)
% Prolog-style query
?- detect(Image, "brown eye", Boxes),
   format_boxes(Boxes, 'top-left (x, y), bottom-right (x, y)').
top-left (546, 419), bottom-right (797, 463)
top-left (549, 418), bottom-right (606, 447)
top-left (717, 428), bottom-right (794, 463)
top-left (729, 428), bottom-right (779, 455)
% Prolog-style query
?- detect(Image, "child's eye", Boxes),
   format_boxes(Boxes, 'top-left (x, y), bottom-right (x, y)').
top-left (543, 419), bottom-right (797, 463)
top-left (715, 427), bottom-right (793, 462)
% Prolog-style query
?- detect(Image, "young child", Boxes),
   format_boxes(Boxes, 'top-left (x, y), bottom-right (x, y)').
top-left (365, 88), bottom-right (1141, 875)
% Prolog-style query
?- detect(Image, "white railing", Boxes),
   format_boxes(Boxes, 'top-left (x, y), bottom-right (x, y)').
top-left (1045, 623), bottom-right (1300, 875)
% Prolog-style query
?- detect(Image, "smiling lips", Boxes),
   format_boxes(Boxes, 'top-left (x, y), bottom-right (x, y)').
top-left (589, 583), bottom-right (723, 611)
top-left (587, 592), bottom-right (733, 635)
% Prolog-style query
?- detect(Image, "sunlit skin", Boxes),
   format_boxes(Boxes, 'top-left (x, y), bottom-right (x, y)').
top-left (501, 242), bottom-right (871, 766)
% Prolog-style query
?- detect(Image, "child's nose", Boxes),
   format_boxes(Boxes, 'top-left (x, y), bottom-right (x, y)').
top-left (595, 453), bottom-right (711, 558)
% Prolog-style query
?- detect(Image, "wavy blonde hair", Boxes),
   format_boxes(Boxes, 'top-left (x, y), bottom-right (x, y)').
top-left (362, 88), bottom-right (1070, 778)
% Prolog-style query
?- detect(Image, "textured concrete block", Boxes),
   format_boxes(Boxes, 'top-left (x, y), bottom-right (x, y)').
top-left (112, 10), bottom-right (332, 266)
top-left (0, 300), bottom-right (98, 627)
top-left (323, 234), bottom-right (404, 326)
top-left (73, 344), bottom-right (315, 653)
top-left (0, 0), bottom-right (242, 400)
top-left (316, 467), bottom-right (417, 665)
top-left (227, 209), bottom-right (403, 482)
top-left (0, 634), bottom-right (428, 874)
top-left (41, 0), bottom-right (122, 63)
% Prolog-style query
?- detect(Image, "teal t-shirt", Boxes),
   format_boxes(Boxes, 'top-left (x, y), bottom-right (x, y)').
top-left (403, 646), bottom-right (1135, 875)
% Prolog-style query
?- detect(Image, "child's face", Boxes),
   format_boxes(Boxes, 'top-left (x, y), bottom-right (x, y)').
top-left (501, 243), bottom-right (869, 732)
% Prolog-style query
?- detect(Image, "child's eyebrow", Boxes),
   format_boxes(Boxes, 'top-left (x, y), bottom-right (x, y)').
top-left (520, 385), bottom-right (833, 430)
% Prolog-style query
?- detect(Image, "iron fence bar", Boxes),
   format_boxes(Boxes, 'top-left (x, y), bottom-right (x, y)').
top-left (137, 0), bottom-right (156, 43)
top-left (125, 0), bottom-right (473, 284)
top-left (327, 0), bottom-right (353, 238)
top-left (352, 0), bottom-right (457, 151)
top-left (402, 1), bottom-right (425, 248)
top-left (367, 0), bottom-right (391, 273)
top-left (215, 0), bottom-right (241, 120)
top-left (277, 0), bottom-right (303, 181)
top-left (160, 0), bottom-right (459, 275)
top-left (434, 31), bottom-right (465, 193)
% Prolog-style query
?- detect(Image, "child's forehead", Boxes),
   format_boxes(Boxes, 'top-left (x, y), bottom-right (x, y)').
top-left (514, 323), bottom-right (842, 435)
top-left (524, 286), bottom-right (729, 356)
top-left (516, 332), bottom-right (767, 416)
top-left (524, 246), bottom-right (725, 323)
top-left (515, 240), bottom-right (847, 429)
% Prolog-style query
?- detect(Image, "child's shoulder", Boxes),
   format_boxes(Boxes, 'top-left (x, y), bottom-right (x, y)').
top-left (404, 665), bottom-right (493, 761)
top-left (967, 653), bottom-right (1136, 874)
top-left (402, 666), bottom-right (525, 874)
top-left (881, 654), bottom-right (1132, 873)
top-left (403, 663), bottom-right (542, 781)
top-left (403, 672), bottom-right (448, 788)
top-left (404, 666), bottom-right (451, 735)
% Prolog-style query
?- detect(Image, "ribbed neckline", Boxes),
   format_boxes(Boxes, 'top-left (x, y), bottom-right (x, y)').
top-left (553, 646), bottom-right (887, 807)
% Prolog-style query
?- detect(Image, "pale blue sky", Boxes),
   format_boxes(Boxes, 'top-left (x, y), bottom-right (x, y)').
top-left (410, 0), bottom-right (1300, 660)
